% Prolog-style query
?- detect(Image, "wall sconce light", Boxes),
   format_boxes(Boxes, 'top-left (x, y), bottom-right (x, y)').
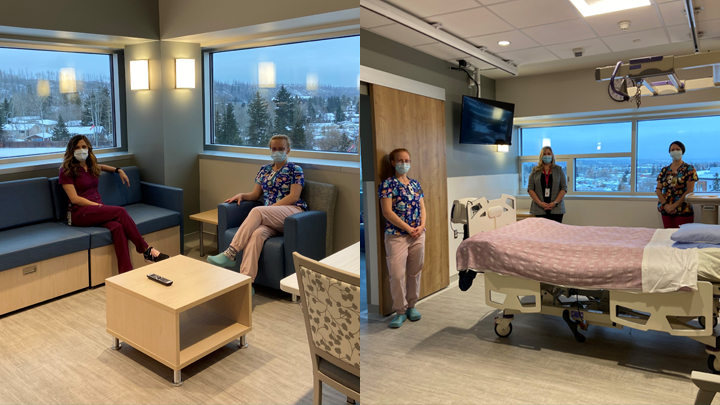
top-left (497, 144), bottom-right (509, 153)
top-left (59, 68), bottom-right (77, 93)
top-left (130, 60), bottom-right (149, 90)
top-left (175, 59), bottom-right (195, 89)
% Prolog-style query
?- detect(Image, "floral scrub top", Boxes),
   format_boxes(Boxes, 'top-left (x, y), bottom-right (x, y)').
top-left (254, 162), bottom-right (308, 211)
top-left (378, 176), bottom-right (424, 235)
top-left (657, 163), bottom-right (698, 216)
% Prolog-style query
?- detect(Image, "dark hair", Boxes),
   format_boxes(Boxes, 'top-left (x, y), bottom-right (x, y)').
top-left (669, 141), bottom-right (686, 154)
top-left (61, 135), bottom-right (100, 178)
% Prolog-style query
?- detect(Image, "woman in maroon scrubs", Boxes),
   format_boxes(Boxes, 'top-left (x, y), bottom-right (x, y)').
top-left (59, 135), bottom-right (169, 273)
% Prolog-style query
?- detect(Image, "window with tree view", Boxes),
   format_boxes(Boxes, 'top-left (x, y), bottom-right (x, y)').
top-left (0, 47), bottom-right (115, 159)
top-left (210, 36), bottom-right (360, 153)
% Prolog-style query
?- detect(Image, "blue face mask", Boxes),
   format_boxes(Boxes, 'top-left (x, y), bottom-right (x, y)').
top-left (395, 163), bottom-right (410, 175)
top-left (542, 156), bottom-right (552, 164)
top-left (271, 151), bottom-right (287, 163)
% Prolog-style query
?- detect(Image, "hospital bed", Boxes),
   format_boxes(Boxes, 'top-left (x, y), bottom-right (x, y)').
top-left (452, 195), bottom-right (720, 373)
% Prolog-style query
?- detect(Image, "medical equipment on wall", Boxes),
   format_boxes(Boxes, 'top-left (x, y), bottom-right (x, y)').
top-left (456, 194), bottom-right (720, 374)
top-left (596, 50), bottom-right (720, 108)
top-left (687, 193), bottom-right (720, 225)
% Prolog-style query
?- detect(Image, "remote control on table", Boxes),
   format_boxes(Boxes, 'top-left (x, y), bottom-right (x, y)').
top-left (147, 273), bottom-right (173, 286)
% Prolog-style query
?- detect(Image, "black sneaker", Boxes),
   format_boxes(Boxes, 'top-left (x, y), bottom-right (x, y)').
top-left (144, 247), bottom-right (170, 263)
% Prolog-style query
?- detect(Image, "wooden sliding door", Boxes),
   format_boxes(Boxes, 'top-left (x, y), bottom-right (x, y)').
top-left (369, 84), bottom-right (449, 316)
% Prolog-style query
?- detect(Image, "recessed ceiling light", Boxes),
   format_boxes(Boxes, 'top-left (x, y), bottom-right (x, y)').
top-left (498, 40), bottom-right (511, 46)
top-left (569, 0), bottom-right (651, 17)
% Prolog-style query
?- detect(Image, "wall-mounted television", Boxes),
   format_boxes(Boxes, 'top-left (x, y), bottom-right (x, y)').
top-left (459, 95), bottom-right (515, 145)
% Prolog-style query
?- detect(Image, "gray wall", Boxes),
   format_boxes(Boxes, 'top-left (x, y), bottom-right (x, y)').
top-left (0, 0), bottom-right (159, 39)
top-left (124, 41), bottom-right (203, 234)
top-left (360, 29), bottom-right (517, 178)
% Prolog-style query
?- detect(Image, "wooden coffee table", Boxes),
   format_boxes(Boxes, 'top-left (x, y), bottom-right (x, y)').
top-left (105, 255), bottom-right (252, 386)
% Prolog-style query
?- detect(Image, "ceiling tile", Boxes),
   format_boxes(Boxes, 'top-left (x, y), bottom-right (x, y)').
top-left (414, 42), bottom-right (470, 60)
top-left (585, 6), bottom-right (664, 37)
top-left (521, 19), bottom-right (596, 46)
top-left (370, 24), bottom-right (437, 47)
top-left (545, 38), bottom-right (611, 59)
top-left (360, 8), bottom-right (395, 29)
top-left (659, 1), bottom-right (689, 26)
top-left (697, 18), bottom-right (720, 38)
top-left (496, 47), bottom-right (559, 65)
top-left (694, 0), bottom-right (720, 21)
top-left (699, 37), bottom-right (720, 51)
top-left (666, 24), bottom-right (692, 43)
top-left (429, 7), bottom-right (514, 38)
top-left (602, 28), bottom-right (670, 52)
top-left (476, 0), bottom-right (510, 4)
top-left (384, 0), bottom-right (484, 18)
top-left (466, 30), bottom-right (540, 53)
top-left (488, 0), bottom-right (579, 28)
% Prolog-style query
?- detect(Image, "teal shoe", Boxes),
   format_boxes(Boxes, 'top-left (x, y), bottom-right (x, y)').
top-left (207, 253), bottom-right (235, 268)
top-left (406, 307), bottom-right (421, 322)
top-left (389, 314), bottom-right (407, 329)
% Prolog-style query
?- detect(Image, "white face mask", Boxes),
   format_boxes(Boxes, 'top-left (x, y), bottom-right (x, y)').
top-left (271, 151), bottom-right (287, 163)
top-left (74, 149), bottom-right (89, 161)
top-left (395, 163), bottom-right (410, 175)
top-left (670, 150), bottom-right (682, 161)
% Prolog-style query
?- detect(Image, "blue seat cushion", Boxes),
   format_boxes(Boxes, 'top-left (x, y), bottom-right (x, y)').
top-left (76, 204), bottom-right (181, 249)
top-left (0, 178), bottom-right (55, 231)
top-left (0, 222), bottom-right (90, 272)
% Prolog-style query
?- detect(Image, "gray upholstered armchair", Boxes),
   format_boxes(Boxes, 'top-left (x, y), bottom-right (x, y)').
top-left (217, 180), bottom-right (338, 290)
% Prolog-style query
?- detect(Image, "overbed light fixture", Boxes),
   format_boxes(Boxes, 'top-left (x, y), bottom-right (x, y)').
top-left (175, 59), bottom-right (195, 89)
top-left (497, 144), bottom-right (509, 153)
top-left (569, 0), bottom-right (651, 17)
top-left (130, 60), bottom-right (149, 90)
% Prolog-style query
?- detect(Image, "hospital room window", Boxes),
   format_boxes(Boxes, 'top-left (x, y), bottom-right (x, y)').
top-left (208, 36), bottom-right (360, 154)
top-left (0, 47), bottom-right (117, 160)
top-left (521, 160), bottom-right (568, 190)
top-left (575, 157), bottom-right (632, 192)
top-left (520, 122), bottom-right (632, 156)
top-left (636, 116), bottom-right (720, 192)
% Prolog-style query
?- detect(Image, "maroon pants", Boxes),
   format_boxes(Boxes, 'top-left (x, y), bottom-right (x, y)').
top-left (661, 214), bottom-right (694, 229)
top-left (72, 205), bottom-right (148, 273)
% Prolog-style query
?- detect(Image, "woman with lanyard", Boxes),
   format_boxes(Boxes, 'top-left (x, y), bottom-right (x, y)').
top-left (656, 141), bottom-right (697, 228)
top-left (59, 135), bottom-right (169, 274)
top-left (208, 135), bottom-right (308, 294)
top-left (528, 146), bottom-right (567, 223)
top-left (378, 148), bottom-right (426, 329)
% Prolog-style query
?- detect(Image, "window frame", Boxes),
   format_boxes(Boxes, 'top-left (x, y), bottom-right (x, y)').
top-left (517, 109), bottom-right (720, 196)
top-left (0, 44), bottom-right (126, 164)
top-left (202, 33), bottom-right (361, 162)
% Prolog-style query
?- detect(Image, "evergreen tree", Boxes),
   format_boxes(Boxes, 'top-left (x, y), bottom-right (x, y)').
top-left (52, 114), bottom-right (71, 141)
top-left (714, 173), bottom-right (720, 192)
top-left (290, 98), bottom-right (307, 150)
top-left (213, 107), bottom-right (225, 144)
top-left (273, 85), bottom-right (294, 136)
top-left (335, 104), bottom-right (346, 123)
top-left (307, 103), bottom-right (317, 123)
top-left (0, 98), bottom-right (7, 134)
top-left (247, 91), bottom-right (271, 147)
top-left (222, 102), bottom-right (240, 145)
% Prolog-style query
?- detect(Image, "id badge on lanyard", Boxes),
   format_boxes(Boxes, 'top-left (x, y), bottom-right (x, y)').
top-left (545, 188), bottom-right (550, 198)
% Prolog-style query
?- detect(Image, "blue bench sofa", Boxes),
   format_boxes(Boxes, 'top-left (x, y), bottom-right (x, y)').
top-left (0, 178), bottom-right (91, 316)
top-left (49, 166), bottom-right (183, 286)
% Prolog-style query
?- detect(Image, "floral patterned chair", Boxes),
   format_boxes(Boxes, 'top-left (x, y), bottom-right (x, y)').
top-left (293, 252), bottom-right (360, 405)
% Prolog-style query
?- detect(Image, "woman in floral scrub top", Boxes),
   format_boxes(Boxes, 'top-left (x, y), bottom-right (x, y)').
top-left (378, 148), bottom-right (426, 329)
top-left (656, 141), bottom-right (697, 229)
top-left (208, 135), bottom-right (307, 289)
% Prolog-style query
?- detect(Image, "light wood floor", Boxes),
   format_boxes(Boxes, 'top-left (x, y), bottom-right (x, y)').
top-left (0, 235), bottom-right (345, 404)
top-left (361, 274), bottom-right (720, 404)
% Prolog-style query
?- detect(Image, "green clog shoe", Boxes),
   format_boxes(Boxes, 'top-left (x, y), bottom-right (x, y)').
top-left (389, 314), bottom-right (407, 328)
top-left (207, 253), bottom-right (235, 268)
top-left (406, 307), bottom-right (421, 321)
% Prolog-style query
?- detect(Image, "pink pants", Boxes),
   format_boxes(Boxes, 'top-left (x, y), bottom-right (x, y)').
top-left (384, 232), bottom-right (425, 315)
top-left (662, 214), bottom-right (694, 229)
top-left (72, 205), bottom-right (149, 274)
top-left (230, 205), bottom-right (303, 281)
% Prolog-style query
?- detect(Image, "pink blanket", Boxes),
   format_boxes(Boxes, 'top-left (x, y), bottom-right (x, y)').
top-left (456, 218), bottom-right (656, 290)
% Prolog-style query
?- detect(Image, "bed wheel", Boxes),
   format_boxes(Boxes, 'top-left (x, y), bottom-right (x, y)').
top-left (708, 355), bottom-right (720, 374)
top-left (494, 323), bottom-right (512, 338)
top-left (700, 317), bottom-right (719, 329)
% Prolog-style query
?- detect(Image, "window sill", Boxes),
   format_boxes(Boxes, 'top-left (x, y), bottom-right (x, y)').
top-left (199, 151), bottom-right (360, 174)
top-left (516, 194), bottom-right (658, 202)
top-left (0, 152), bottom-right (134, 176)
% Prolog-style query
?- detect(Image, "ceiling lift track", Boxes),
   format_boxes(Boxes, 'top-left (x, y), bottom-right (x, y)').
top-left (684, 0), bottom-right (700, 54)
top-left (596, 51), bottom-right (720, 98)
top-left (360, 0), bottom-right (518, 76)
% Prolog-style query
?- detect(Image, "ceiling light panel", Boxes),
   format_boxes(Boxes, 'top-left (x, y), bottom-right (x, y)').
top-left (569, 0), bottom-right (651, 17)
